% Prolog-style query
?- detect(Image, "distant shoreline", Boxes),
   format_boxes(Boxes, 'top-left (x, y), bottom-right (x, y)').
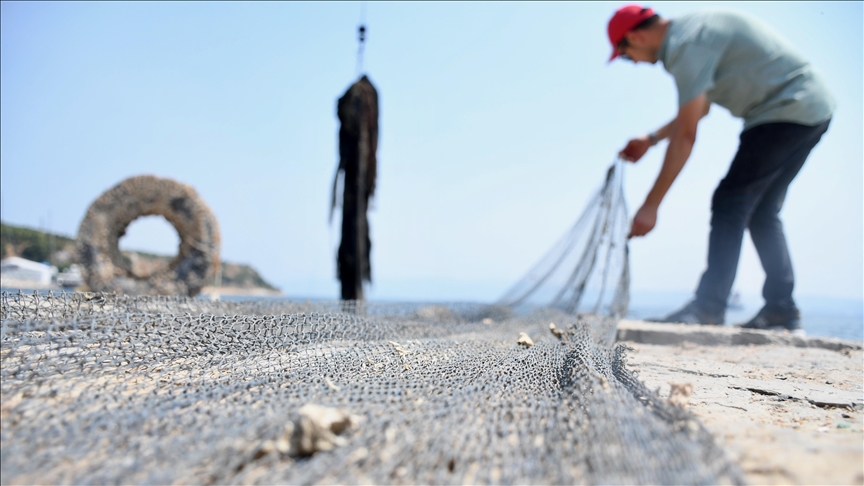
top-left (2, 221), bottom-right (281, 294)
top-left (199, 286), bottom-right (283, 297)
top-left (0, 283), bottom-right (282, 298)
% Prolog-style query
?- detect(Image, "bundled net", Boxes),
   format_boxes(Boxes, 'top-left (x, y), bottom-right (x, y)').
top-left (499, 159), bottom-right (630, 318)
top-left (1, 291), bottom-right (742, 485)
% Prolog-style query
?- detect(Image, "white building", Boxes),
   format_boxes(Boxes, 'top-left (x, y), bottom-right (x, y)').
top-left (0, 256), bottom-right (57, 287)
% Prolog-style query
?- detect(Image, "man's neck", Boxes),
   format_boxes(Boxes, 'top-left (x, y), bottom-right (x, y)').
top-left (649, 19), bottom-right (671, 63)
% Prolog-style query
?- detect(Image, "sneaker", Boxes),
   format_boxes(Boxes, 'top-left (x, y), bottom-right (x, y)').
top-left (647, 300), bottom-right (724, 325)
top-left (738, 305), bottom-right (805, 336)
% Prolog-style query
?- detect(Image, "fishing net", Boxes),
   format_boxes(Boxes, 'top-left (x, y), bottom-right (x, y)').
top-left (1, 291), bottom-right (743, 485)
top-left (499, 158), bottom-right (630, 319)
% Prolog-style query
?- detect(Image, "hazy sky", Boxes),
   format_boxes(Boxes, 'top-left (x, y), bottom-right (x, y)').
top-left (2, 2), bottom-right (861, 304)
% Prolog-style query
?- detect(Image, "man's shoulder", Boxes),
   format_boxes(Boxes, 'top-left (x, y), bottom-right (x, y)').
top-left (662, 13), bottom-right (713, 68)
top-left (668, 10), bottom-right (751, 42)
top-left (663, 10), bottom-right (753, 65)
top-left (671, 9), bottom-right (753, 29)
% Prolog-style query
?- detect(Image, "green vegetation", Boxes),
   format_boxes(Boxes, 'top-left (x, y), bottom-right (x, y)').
top-left (0, 221), bottom-right (278, 290)
top-left (1, 222), bottom-right (75, 267)
top-left (221, 261), bottom-right (278, 290)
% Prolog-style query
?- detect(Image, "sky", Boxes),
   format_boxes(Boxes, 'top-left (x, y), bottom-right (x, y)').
top-left (1, 1), bottom-right (862, 306)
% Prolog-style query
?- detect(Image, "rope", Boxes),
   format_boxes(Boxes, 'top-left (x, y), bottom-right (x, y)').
top-left (356, 2), bottom-right (367, 76)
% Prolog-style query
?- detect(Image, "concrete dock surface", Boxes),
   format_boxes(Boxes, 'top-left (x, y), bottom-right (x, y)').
top-left (617, 320), bottom-right (863, 485)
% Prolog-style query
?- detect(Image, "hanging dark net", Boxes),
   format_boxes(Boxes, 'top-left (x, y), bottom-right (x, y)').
top-left (331, 75), bottom-right (378, 301)
top-left (499, 158), bottom-right (631, 319)
top-left (1, 291), bottom-right (743, 485)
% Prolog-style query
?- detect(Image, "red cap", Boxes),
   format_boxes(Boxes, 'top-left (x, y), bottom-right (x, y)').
top-left (607, 5), bottom-right (656, 61)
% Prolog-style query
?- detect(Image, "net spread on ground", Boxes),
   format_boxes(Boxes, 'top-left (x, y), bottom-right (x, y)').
top-left (1, 292), bottom-right (742, 484)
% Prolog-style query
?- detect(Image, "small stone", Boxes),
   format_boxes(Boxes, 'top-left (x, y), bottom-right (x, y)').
top-left (292, 404), bottom-right (360, 456)
top-left (259, 440), bottom-right (276, 454)
top-left (668, 383), bottom-right (694, 408)
top-left (517, 332), bottom-right (534, 347)
top-left (836, 422), bottom-right (851, 429)
top-left (275, 437), bottom-right (291, 453)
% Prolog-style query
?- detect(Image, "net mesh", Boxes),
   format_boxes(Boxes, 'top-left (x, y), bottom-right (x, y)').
top-left (1, 291), bottom-right (743, 485)
top-left (499, 159), bottom-right (630, 319)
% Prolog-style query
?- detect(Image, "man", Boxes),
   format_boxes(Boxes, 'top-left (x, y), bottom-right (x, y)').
top-left (608, 5), bottom-right (835, 333)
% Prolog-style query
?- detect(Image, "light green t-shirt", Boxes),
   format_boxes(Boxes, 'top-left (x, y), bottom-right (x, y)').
top-left (657, 10), bottom-right (835, 130)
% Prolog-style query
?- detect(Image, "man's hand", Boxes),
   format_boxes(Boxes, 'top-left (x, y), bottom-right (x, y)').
top-left (629, 203), bottom-right (658, 238)
top-left (628, 94), bottom-right (709, 238)
top-left (619, 135), bottom-right (653, 162)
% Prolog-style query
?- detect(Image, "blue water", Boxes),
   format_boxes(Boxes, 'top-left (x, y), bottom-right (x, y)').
top-left (628, 292), bottom-right (863, 342)
top-left (629, 307), bottom-right (863, 342)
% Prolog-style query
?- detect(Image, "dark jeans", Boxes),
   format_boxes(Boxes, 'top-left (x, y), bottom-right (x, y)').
top-left (694, 119), bottom-right (831, 316)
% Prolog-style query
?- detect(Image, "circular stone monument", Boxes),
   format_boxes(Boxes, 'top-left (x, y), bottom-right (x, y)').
top-left (76, 175), bottom-right (221, 296)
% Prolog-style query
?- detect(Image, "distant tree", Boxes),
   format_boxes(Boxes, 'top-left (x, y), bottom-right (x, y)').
top-left (0, 223), bottom-right (56, 262)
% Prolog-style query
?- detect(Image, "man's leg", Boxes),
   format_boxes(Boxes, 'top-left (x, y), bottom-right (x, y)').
top-left (692, 121), bottom-right (830, 320)
top-left (657, 126), bottom-right (781, 324)
top-left (745, 120), bottom-right (830, 326)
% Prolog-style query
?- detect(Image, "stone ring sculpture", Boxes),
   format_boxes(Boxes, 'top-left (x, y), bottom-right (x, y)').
top-left (76, 175), bottom-right (221, 296)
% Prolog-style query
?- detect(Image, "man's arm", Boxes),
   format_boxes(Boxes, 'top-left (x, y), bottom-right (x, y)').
top-left (629, 93), bottom-right (709, 238)
top-left (619, 99), bottom-right (710, 162)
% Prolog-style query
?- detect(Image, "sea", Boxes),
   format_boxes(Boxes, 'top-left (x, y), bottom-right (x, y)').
top-left (627, 291), bottom-right (863, 342)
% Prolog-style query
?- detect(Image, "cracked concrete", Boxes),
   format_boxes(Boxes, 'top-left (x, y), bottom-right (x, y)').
top-left (618, 320), bottom-right (864, 485)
